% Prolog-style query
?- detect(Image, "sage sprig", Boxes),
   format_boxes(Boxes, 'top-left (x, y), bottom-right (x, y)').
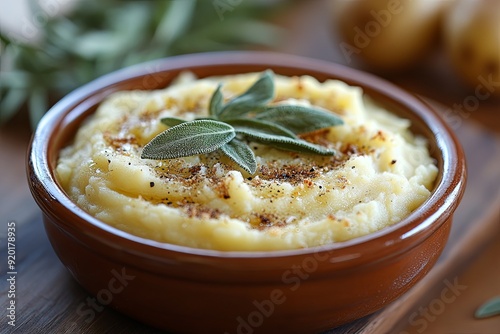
top-left (141, 71), bottom-right (344, 174)
top-left (0, 0), bottom-right (284, 128)
top-left (141, 120), bottom-right (235, 160)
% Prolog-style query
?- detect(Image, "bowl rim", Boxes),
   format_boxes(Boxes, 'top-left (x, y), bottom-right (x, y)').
top-left (27, 51), bottom-right (466, 259)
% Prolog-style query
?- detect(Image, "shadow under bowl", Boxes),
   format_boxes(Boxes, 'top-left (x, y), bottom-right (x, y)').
top-left (27, 52), bottom-right (466, 334)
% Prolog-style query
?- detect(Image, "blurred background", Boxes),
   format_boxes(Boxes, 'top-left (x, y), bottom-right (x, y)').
top-left (1, 0), bottom-right (499, 130)
top-left (1, 1), bottom-right (499, 333)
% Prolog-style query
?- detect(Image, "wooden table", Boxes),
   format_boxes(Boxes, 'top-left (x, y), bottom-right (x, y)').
top-left (1, 1), bottom-right (499, 333)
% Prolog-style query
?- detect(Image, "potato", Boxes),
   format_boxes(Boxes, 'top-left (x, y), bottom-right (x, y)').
top-left (332, 0), bottom-right (446, 71)
top-left (443, 0), bottom-right (500, 96)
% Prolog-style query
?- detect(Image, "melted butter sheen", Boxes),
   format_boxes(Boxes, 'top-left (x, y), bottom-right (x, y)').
top-left (56, 73), bottom-right (438, 251)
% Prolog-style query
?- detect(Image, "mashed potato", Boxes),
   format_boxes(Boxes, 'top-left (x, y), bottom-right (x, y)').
top-left (56, 72), bottom-right (438, 251)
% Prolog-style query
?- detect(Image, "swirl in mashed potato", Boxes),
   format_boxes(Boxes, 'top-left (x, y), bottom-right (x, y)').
top-left (56, 72), bottom-right (438, 251)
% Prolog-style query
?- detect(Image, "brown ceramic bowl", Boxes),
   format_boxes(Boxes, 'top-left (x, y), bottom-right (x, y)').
top-left (27, 52), bottom-right (466, 333)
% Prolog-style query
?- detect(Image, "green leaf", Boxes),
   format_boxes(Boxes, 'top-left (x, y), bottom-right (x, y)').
top-left (109, 2), bottom-right (151, 37)
top-left (255, 105), bottom-right (344, 134)
top-left (0, 71), bottom-right (31, 89)
top-left (141, 119), bottom-right (235, 160)
top-left (161, 117), bottom-right (187, 127)
top-left (0, 33), bottom-right (11, 46)
top-left (151, 0), bottom-right (196, 49)
top-left (235, 128), bottom-right (336, 156)
top-left (209, 84), bottom-right (223, 118)
top-left (185, 18), bottom-right (284, 48)
top-left (0, 89), bottom-right (27, 125)
top-left (220, 138), bottom-right (257, 175)
top-left (28, 86), bottom-right (48, 129)
top-left (73, 31), bottom-right (127, 60)
top-left (475, 297), bottom-right (500, 319)
top-left (219, 70), bottom-right (274, 119)
top-left (225, 118), bottom-right (296, 138)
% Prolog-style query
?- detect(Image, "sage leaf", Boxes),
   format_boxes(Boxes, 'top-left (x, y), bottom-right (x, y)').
top-left (141, 120), bottom-right (235, 160)
top-left (188, 18), bottom-right (283, 48)
top-left (0, 89), bottom-right (27, 124)
top-left (235, 128), bottom-right (336, 156)
top-left (220, 138), bottom-right (257, 174)
top-left (74, 31), bottom-right (128, 60)
top-left (475, 297), bottom-right (500, 319)
top-left (209, 84), bottom-right (223, 117)
top-left (28, 86), bottom-right (48, 129)
top-left (0, 71), bottom-right (31, 89)
top-left (141, 70), bottom-right (344, 174)
top-left (151, 0), bottom-right (196, 49)
top-left (225, 118), bottom-right (296, 138)
top-left (255, 105), bottom-right (344, 134)
top-left (219, 70), bottom-right (274, 119)
top-left (0, 33), bottom-right (10, 45)
top-left (161, 117), bottom-right (187, 127)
